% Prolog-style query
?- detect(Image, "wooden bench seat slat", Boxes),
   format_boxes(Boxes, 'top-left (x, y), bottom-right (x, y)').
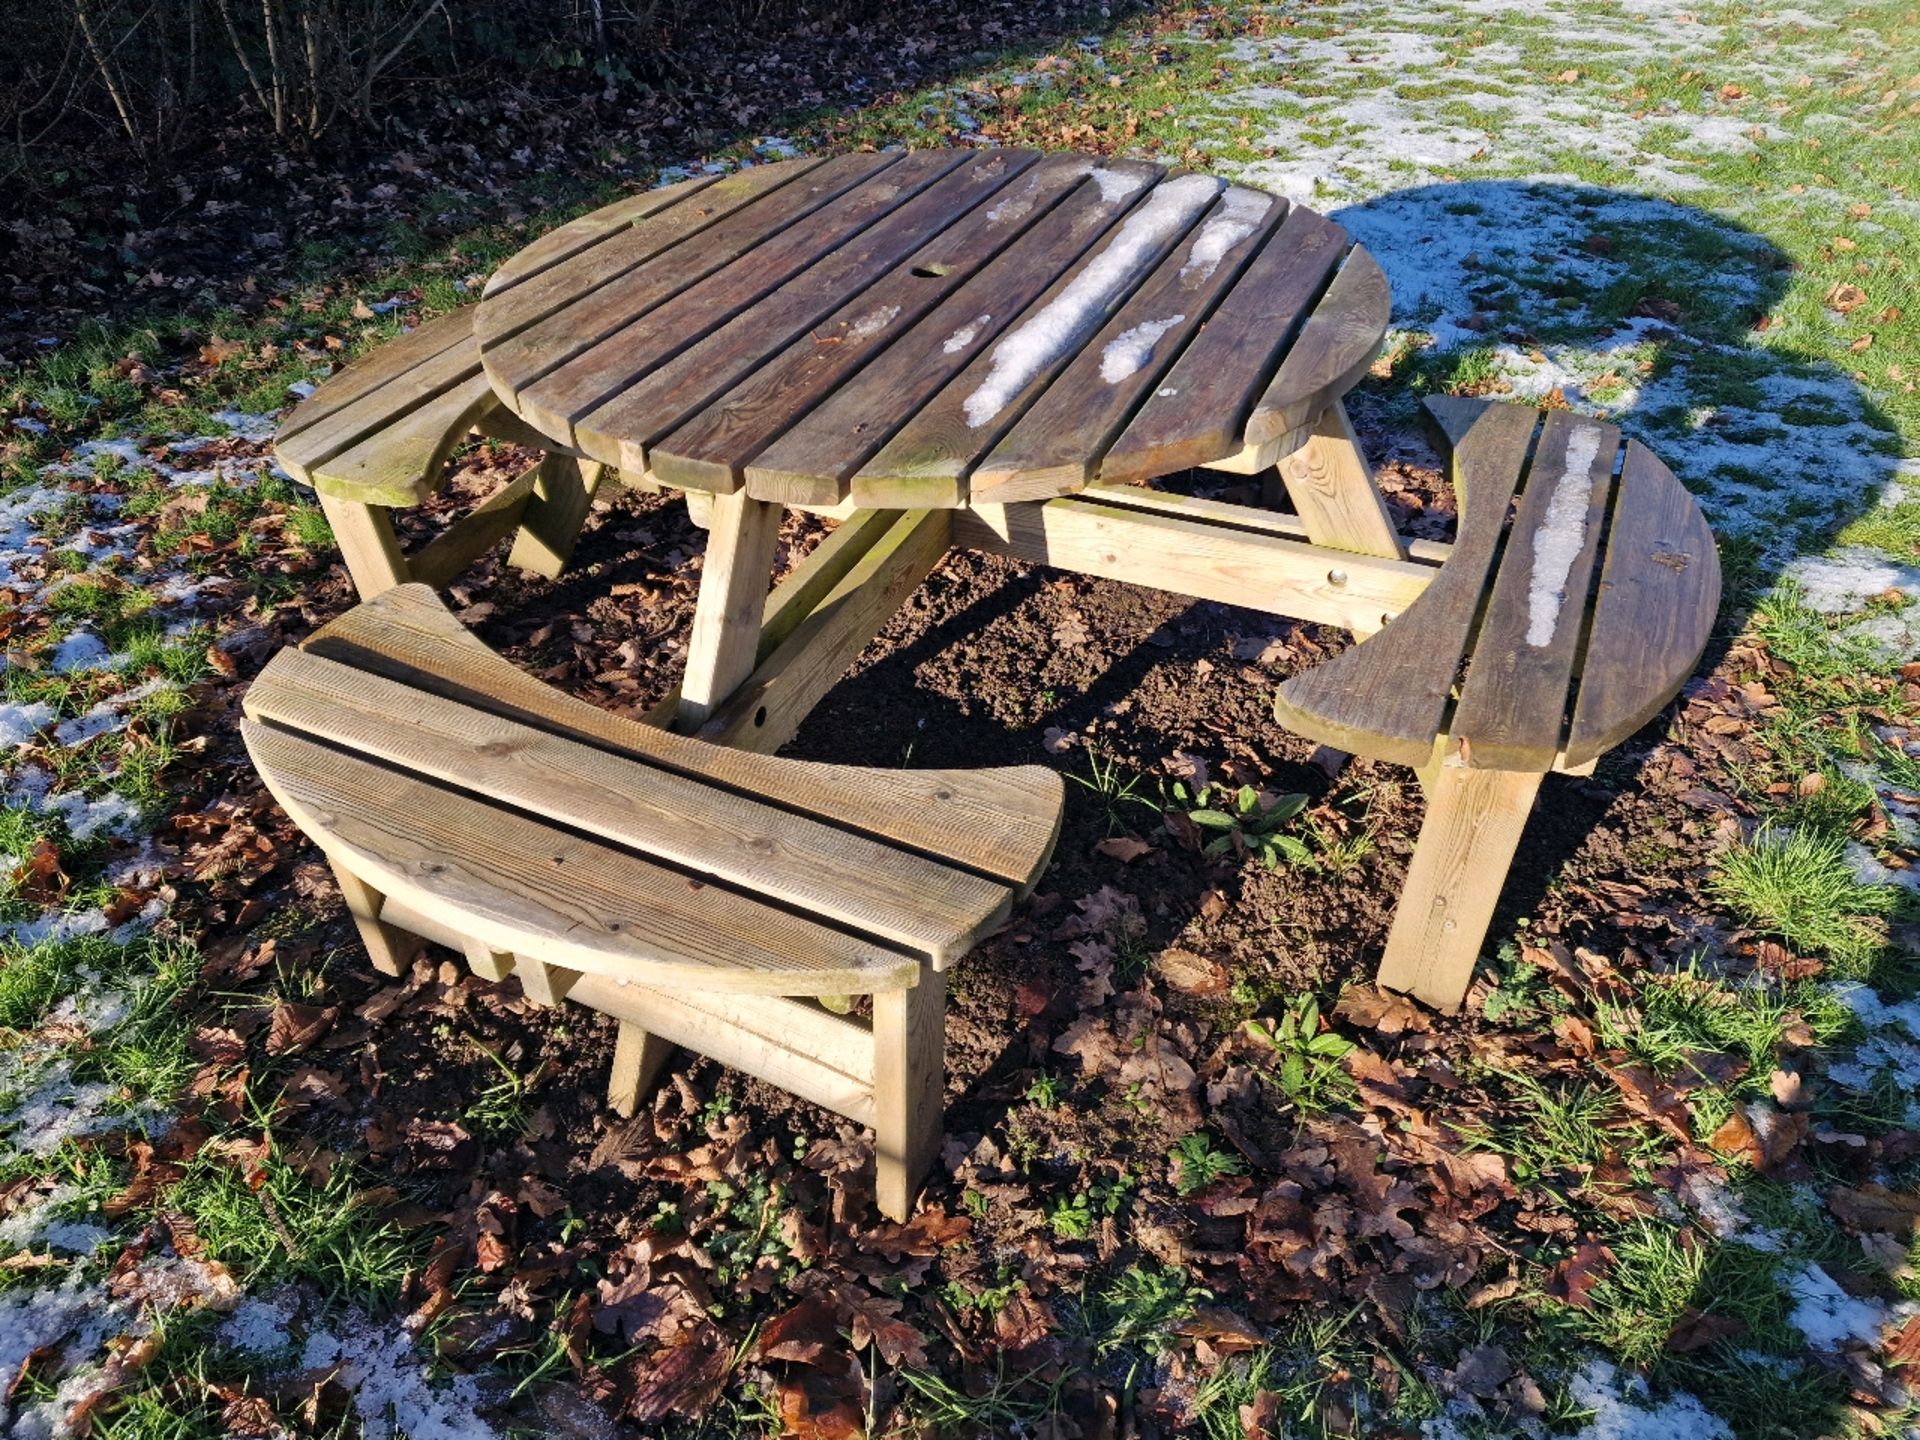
top-left (300, 370), bottom-right (502, 507)
top-left (243, 723), bottom-right (923, 995)
top-left (474, 161), bottom-right (827, 349)
top-left (246, 648), bottom-right (1017, 961)
top-left (1098, 205), bottom-right (1343, 486)
top-left (969, 185), bottom-right (1288, 505)
top-left (847, 171), bottom-right (1211, 507)
top-left (1564, 440), bottom-right (1721, 766)
top-left (1243, 247), bottom-right (1391, 448)
top-left (303, 585), bottom-right (1064, 891)
top-left (592, 151), bottom-right (1045, 488)
top-left (744, 161), bottom-right (1161, 509)
top-left (1271, 398), bottom-right (1540, 765)
top-left (482, 174), bottom-right (723, 298)
top-left (275, 309), bottom-right (478, 448)
top-left (503, 154), bottom-right (959, 449)
top-left (1449, 410), bottom-right (1621, 771)
top-left (278, 341), bottom-right (487, 482)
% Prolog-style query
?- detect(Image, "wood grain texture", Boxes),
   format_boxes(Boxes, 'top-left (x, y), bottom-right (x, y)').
top-left (1098, 205), bottom-right (1343, 485)
top-left (330, 861), bottom-right (416, 977)
top-left (1271, 401), bottom-right (1405, 561)
top-left (1376, 766), bottom-right (1542, 1013)
top-left (242, 720), bottom-right (924, 995)
top-left (1075, 481), bottom-right (1452, 564)
top-left (1563, 440), bottom-right (1721, 766)
top-left (607, 150), bottom-right (1052, 489)
top-left (276, 308), bottom-right (476, 446)
top-left (404, 461), bottom-right (543, 590)
top-left (1450, 410), bottom-right (1620, 771)
top-left (677, 490), bottom-right (785, 727)
top-left (506, 453), bottom-right (605, 580)
top-left (1244, 246), bottom-right (1391, 448)
top-left (746, 160), bottom-right (1161, 508)
top-left (607, 1020), bottom-right (677, 1117)
top-left (482, 174), bottom-right (721, 298)
top-left (246, 647), bottom-right (1016, 962)
top-left (301, 585), bottom-right (1064, 889)
top-left (954, 496), bottom-right (1433, 634)
top-left (318, 493), bottom-right (410, 599)
top-left (504, 154), bottom-right (957, 451)
top-left (1270, 399), bottom-right (1539, 765)
top-left (873, 974), bottom-right (946, 1220)
top-left (968, 186), bottom-right (1287, 503)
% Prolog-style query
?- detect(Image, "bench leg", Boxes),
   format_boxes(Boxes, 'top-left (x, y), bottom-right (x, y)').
top-left (318, 493), bottom-right (410, 599)
top-left (461, 942), bottom-right (514, 982)
top-left (1272, 402), bottom-right (1405, 563)
top-left (1377, 767), bottom-right (1543, 1014)
top-left (607, 1020), bottom-right (676, 1117)
top-left (872, 974), bottom-right (945, 1222)
top-left (677, 489), bottom-right (784, 729)
top-left (329, 862), bottom-right (418, 978)
top-left (508, 454), bottom-right (605, 580)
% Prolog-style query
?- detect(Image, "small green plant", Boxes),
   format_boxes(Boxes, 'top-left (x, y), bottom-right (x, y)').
top-left (1710, 828), bottom-right (1893, 977)
top-left (1187, 785), bottom-right (1311, 869)
top-left (1045, 1170), bottom-right (1136, 1240)
top-left (1067, 749), bottom-right (1158, 835)
top-left (462, 1042), bottom-right (533, 1139)
top-left (1169, 1132), bottom-right (1244, 1195)
top-left (1243, 996), bottom-right (1356, 1113)
top-left (1025, 1071), bottom-right (1063, 1108)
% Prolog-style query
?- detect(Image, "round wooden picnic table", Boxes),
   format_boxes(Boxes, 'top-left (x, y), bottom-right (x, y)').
top-left (473, 149), bottom-right (1391, 510)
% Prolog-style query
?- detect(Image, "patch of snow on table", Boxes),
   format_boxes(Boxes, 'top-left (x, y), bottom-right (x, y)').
top-left (943, 314), bottom-right (991, 353)
top-left (1525, 423), bottom-right (1605, 646)
top-left (845, 305), bottom-right (900, 343)
top-left (963, 173), bottom-right (1221, 428)
top-left (1786, 1264), bottom-right (1888, 1350)
top-left (1180, 189), bottom-right (1272, 281)
top-left (1100, 316), bottom-right (1186, 383)
top-left (1087, 167), bottom-right (1147, 204)
top-left (304, 1317), bottom-right (501, 1440)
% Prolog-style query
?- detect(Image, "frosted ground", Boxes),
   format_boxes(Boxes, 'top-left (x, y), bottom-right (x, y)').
top-left (2, 0), bottom-right (1918, 1434)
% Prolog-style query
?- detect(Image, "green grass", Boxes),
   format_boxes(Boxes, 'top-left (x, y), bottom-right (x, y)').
top-left (1710, 828), bottom-right (1896, 977)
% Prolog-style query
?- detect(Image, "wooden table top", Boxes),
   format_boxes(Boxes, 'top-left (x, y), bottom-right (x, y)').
top-left (477, 150), bottom-right (1388, 509)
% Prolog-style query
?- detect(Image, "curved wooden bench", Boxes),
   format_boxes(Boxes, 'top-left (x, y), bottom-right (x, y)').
top-left (242, 584), bottom-right (1063, 1217)
top-left (1274, 397), bottom-right (1719, 1012)
top-left (275, 310), bottom-right (606, 599)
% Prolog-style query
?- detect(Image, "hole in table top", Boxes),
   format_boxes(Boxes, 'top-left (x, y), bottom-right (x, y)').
top-left (754, 705), bottom-right (768, 727)
top-left (911, 263), bottom-right (951, 278)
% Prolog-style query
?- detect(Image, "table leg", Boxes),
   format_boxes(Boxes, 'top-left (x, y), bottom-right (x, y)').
top-left (319, 493), bottom-right (410, 599)
top-left (509, 453), bottom-right (605, 579)
top-left (1272, 402), bottom-right (1405, 562)
top-left (1376, 765), bottom-right (1542, 1013)
top-left (676, 489), bottom-right (785, 729)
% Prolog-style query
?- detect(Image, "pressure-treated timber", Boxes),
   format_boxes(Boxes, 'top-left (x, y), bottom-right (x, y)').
top-left (1270, 402), bottom-right (1405, 561)
top-left (677, 489), bottom-right (786, 728)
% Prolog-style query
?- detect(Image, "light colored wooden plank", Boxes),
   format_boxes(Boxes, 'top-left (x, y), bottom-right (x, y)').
top-left (276, 309), bottom-right (478, 446)
top-left (677, 489), bottom-right (786, 728)
top-left (507, 453), bottom-right (605, 580)
top-left (241, 720), bottom-right (923, 995)
top-left (317, 493), bottom-right (410, 599)
top-left (568, 972), bottom-right (878, 1126)
top-left (873, 973), bottom-right (945, 1221)
top-left (305, 370), bottom-right (499, 508)
top-left (404, 462), bottom-right (543, 590)
top-left (1075, 482), bottom-right (1452, 565)
top-left (304, 584), bottom-right (1064, 890)
top-left (462, 941), bottom-right (514, 982)
top-left (330, 860), bottom-right (415, 977)
top-left (953, 496), bottom-right (1433, 634)
top-left (1272, 402), bottom-right (1404, 560)
top-left (248, 649), bottom-right (1013, 963)
top-left (1377, 766), bottom-right (1542, 1014)
top-left (1563, 441), bottom-right (1721, 767)
top-left (693, 510), bottom-right (955, 759)
top-left (515, 956), bottom-right (579, 1008)
top-left (607, 1021), bottom-right (676, 1117)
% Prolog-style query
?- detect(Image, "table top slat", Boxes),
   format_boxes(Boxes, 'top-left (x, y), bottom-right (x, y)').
top-left (482, 173), bottom-right (722, 299)
top-left (845, 169), bottom-right (1219, 505)
top-left (1564, 441), bottom-right (1721, 767)
top-left (507, 151), bottom-right (963, 451)
top-left (589, 150), bottom-right (1047, 489)
top-left (1272, 398), bottom-right (1539, 765)
top-left (475, 160), bottom-right (827, 355)
top-left (969, 184), bottom-right (1286, 504)
top-left (1099, 205), bottom-right (1346, 485)
top-left (747, 161), bottom-right (1160, 508)
top-left (1244, 245), bottom-right (1391, 447)
top-left (1449, 411), bottom-right (1621, 771)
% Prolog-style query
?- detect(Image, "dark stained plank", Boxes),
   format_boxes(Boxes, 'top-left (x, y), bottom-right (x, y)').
top-left (475, 158), bottom-right (829, 354)
top-left (592, 151), bottom-right (1055, 490)
top-left (509, 152), bottom-right (965, 454)
top-left (482, 173), bottom-right (721, 298)
top-left (745, 161), bottom-right (1164, 509)
top-left (1449, 410), bottom-right (1621, 771)
top-left (968, 183), bottom-right (1286, 504)
top-left (1563, 441), bottom-right (1721, 766)
top-left (1099, 205), bottom-right (1344, 485)
top-left (846, 170), bottom-right (1225, 507)
top-left (1271, 399), bottom-right (1540, 766)
top-left (1243, 244), bottom-right (1391, 447)
top-left (276, 308), bottom-right (476, 447)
